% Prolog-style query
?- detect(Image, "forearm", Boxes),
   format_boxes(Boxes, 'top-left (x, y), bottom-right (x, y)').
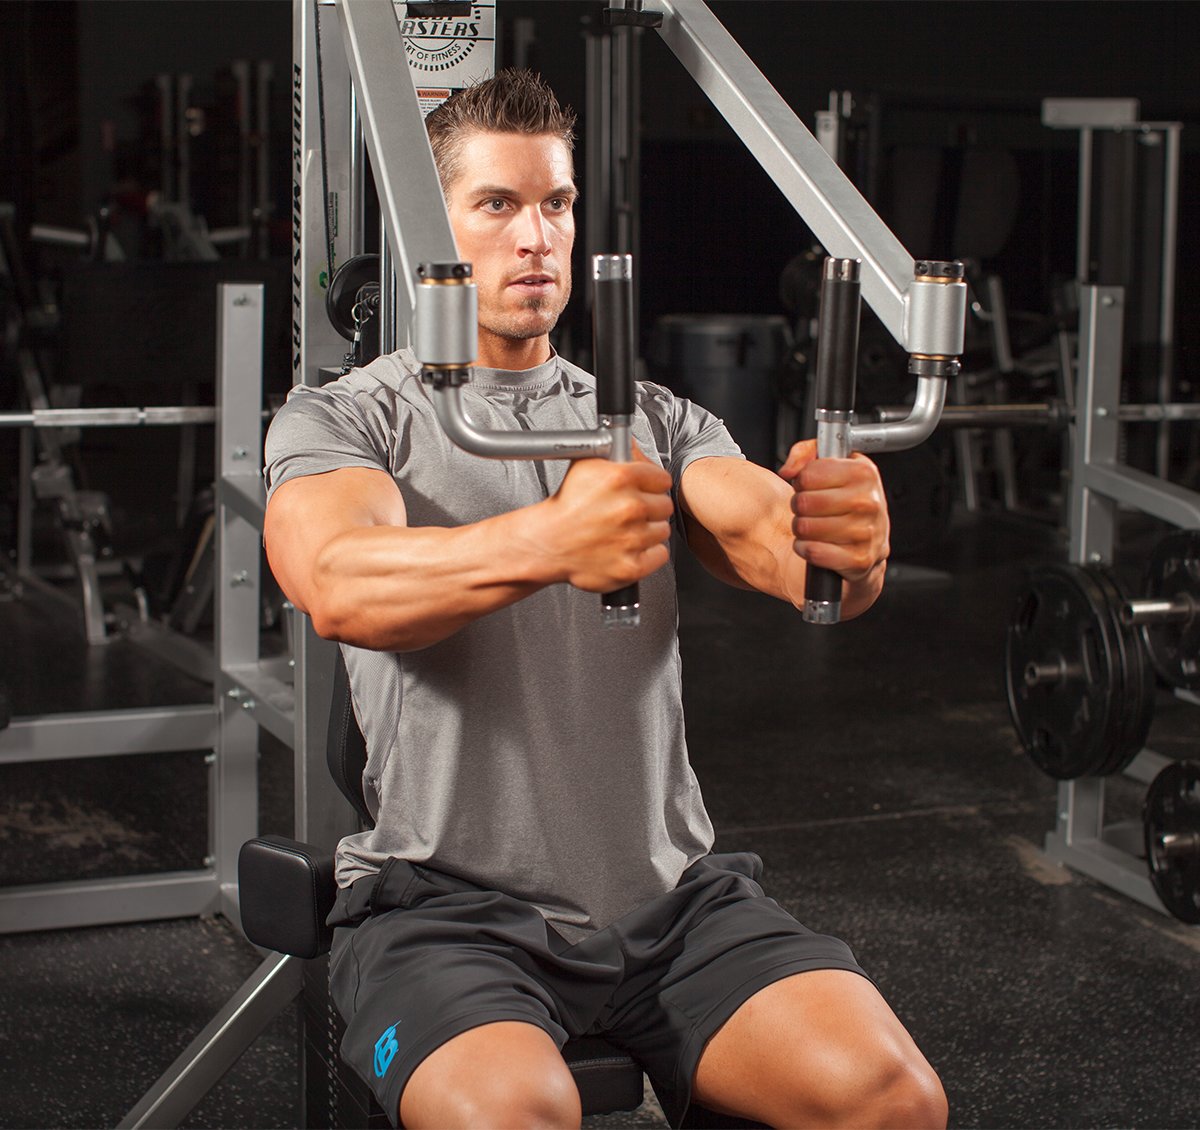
top-left (714, 518), bottom-right (886, 621)
top-left (295, 506), bottom-right (553, 651)
top-left (680, 457), bottom-right (888, 621)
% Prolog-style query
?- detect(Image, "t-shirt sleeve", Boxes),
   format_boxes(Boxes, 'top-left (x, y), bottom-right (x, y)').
top-left (263, 379), bottom-right (392, 502)
top-left (636, 380), bottom-right (746, 484)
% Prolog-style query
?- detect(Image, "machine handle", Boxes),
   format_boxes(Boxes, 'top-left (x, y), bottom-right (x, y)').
top-left (803, 258), bottom-right (861, 625)
top-left (593, 254), bottom-right (639, 628)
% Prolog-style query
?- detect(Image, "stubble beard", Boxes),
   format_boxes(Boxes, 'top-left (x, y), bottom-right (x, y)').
top-left (482, 279), bottom-right (572, 343)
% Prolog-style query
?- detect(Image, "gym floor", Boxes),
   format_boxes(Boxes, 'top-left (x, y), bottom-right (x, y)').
top-left (1, 505), bottom-right (1197, 1129)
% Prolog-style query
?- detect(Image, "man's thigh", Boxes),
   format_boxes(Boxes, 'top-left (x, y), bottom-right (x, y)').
top-left (606, 852), bottom-right (868, 1127)
top-left (328, 878), bottom-right (576, 1125)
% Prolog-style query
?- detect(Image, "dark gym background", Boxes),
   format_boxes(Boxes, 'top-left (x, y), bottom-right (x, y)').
top-left (1, 3), bottom-right (1198, 1128)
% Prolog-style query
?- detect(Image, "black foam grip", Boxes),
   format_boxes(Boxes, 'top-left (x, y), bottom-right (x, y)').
top-left (813, 271), bottom-right (861, 414)
top-left (593, 275), bottom-right (635, 418)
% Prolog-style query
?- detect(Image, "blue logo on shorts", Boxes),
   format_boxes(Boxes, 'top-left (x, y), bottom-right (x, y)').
top-left (374, 1021), bottom-right (401, 1079)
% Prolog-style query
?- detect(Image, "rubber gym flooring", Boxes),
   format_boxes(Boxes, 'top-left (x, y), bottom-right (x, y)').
top-left (1, 507), bottom-right (1197, 1129)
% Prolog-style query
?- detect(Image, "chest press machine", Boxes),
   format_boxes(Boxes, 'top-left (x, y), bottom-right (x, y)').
top-left (122, 2), bottom-right (965, 1126)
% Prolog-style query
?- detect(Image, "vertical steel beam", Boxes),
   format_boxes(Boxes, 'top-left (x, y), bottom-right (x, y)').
top-left (214, 284), bottom-right (266, 917)
top-left (294, 0), bottom-right (356, 388)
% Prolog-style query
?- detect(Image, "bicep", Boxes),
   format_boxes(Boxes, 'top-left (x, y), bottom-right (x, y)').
top-left (263, 467), bottom-right (407, 611)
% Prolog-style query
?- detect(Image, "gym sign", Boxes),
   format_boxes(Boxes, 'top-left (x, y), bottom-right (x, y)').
top-left (394, 2), bottom-right (497, 117)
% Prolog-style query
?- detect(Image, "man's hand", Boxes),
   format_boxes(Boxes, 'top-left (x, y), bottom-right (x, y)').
top-left (778, 439), bottom-right (890, 586)
top-left (533, 446), bottom-right (674, 593)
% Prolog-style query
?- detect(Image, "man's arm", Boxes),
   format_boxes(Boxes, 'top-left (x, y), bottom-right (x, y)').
top-left (678, 440), bottom-right (889, 621)
top-left (264, 454), bottom-right (674, 652)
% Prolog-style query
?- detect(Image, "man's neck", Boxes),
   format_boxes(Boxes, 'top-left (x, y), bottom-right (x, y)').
top-left (475, 332), bottom-right (552, 372)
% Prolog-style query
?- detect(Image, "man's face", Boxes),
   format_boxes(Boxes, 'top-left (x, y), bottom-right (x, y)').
top-left (443, 130), bottom-right (576, 367)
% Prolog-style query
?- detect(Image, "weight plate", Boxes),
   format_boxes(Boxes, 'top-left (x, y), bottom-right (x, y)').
top-left (325, 253), bottom-right (381, 342)
top-left (1143, 760), bottom-right (1200, 924)
top-left (1006, 564), bottom-right (1121, 779)
top-left (1141, 529), bottom-right (1200, 692)
top-left (1088, 566), bottom-right (1156, 776)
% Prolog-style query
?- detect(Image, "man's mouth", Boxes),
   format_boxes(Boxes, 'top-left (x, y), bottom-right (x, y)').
top-left (508, 273), bottom-right (555, 294)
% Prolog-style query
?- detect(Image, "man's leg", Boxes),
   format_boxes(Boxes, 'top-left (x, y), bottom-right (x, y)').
top-left (691, 969), bottom-right (947, 1129)
top-left (398, 1021), bottom-right (582, 1130)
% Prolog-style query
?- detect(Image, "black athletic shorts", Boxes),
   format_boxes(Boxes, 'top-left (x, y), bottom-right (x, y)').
top-left (326, 851), bottom-right (868, 1128)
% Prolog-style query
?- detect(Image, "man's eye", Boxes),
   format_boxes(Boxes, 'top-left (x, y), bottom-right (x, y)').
top-left (547, 198), bottom-right (570, 212)
top-left (484, 198), bottom-right (507, 212)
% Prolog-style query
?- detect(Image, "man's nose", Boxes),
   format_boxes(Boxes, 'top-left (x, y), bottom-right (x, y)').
top-left (516, 207), bottom-right (552, 256)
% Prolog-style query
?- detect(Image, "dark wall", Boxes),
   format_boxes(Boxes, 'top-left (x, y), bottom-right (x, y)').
top-left (5, 1), bottom-right (1198, 390)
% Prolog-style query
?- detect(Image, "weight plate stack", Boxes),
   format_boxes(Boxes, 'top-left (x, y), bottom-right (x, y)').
top-left (1087, 566), bottom-right (1156, 776)
top-left (1141, 529), bottom-right (1200, 692)
top-left (1006, 564), bottom-right (1122, 779)
top-left (1143, 760), bottom-right (1200, 924)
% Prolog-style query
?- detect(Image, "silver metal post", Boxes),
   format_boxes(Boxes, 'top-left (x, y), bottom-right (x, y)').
top-left (349, 84), bottom-right (366, 255)
top-left (1156, 124), bottom-right (1181, 479)
top-left (1077, 126), bottom-right (1092, 281)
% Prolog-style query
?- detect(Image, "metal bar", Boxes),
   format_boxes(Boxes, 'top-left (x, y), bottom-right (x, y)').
top-left (1156, 124), bottom-right (1181, 479)
top-left (221, 471), bottom-right (267, 529)
top-left (848, 376), bottom-right (946, 454)
top-left (295, 0), bottom-right (356, 389)
top-left (349, 83), bottom-right (366, 254)
top-left (1068, 286), bottom-right (1123, 565)
top-left (335, 0), bottom-right (460, 324)
top-left (222, 667), bottom-right (296, 748)
top-left (0, 871), bottom-right (218, 935)
top-left (380, 211), bottom-right (397, 354)
top-left (873, 402), bottom-right (1060, 428)
top-left (655, 0), bottom-right (913, 347)
top-left (16, 425), bottom-right (33, 572)
top-left (1077, 127), bottom-right (1093, 281)
top-left (0, 706), bottom-right (217, 764)
top-left (0, 406), bottom-right (219, 428)
top-left (214, 283), bottom-right (267, 915)
top-left (118, 953), bottom-right (303, 1130)
top-left (431, 386), bottom-right (613, 459)
top-left (1082, 461), bottom-right (1200, 530)
top-left (1043, 830), bottom-right (1167, 917)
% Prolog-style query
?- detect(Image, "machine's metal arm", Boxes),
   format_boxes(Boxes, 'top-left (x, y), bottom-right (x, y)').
top-left (655, 0), bottom-right (963, 454)
top-left (654, 0), bottom-right (965, 360)
top-left (335, 0), bottom-right (457, 318)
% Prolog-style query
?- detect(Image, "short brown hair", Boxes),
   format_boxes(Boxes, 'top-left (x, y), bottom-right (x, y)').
top-left (425, 68), bottom-right (577, 191)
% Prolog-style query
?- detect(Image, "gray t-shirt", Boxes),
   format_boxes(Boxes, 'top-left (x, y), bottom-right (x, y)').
top-left (264, 348), bottom-right (744, 941)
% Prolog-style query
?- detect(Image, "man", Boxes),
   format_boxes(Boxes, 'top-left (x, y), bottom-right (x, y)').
top-left (264, 69), bottom-right (947, 1130)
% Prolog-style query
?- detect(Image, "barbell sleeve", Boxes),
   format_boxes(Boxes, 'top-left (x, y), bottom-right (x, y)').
top-left (593, 254), bottom-right (639, 629)
top-left (803, 257), bottom-right (861, 625)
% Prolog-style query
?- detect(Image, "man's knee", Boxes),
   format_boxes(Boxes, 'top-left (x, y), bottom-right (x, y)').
top-left (428, 1068), bottom-right (582, 1130)
top-left (808, 1040), bottom-right (948, 1129)
top-left (875, 1052), bottom-right (948, 1129)
top-left (399, 1024), bottom-right (582, 1130)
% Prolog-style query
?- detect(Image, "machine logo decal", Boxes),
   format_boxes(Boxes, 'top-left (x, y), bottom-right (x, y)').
top-left (399, 4), bottom-right (488, 74)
